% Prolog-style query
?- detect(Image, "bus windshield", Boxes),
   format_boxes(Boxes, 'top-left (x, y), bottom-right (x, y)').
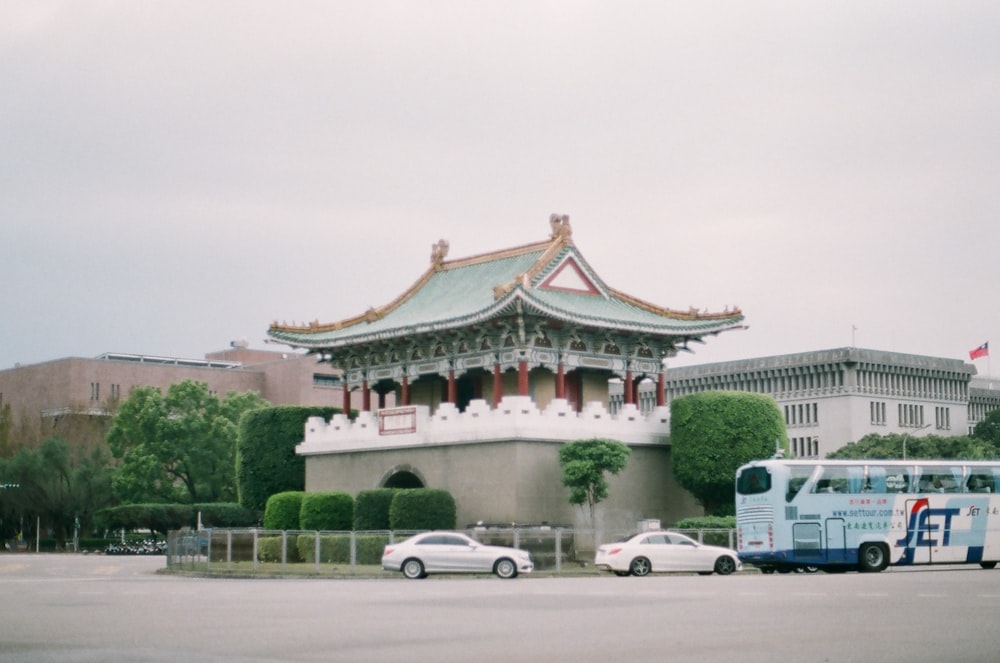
top-left (736, 466), bottom-right (771, 495)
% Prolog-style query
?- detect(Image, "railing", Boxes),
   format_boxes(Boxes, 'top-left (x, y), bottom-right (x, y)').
top-left (166, 527), bottom-right (736, 576)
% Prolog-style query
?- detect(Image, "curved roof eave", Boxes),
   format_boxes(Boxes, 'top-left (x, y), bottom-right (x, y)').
top-left (270, 287), bottom-right (744, 351)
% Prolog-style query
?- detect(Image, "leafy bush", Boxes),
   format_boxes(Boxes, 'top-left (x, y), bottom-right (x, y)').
top-left (300, 492), bottom-right (354, 531)
top-left (192, 502), bottom-right (259, 528)
top-left (263, 491), bottom-right (304, 530)
top-left (237, 406), bottom-right (338, 512)
top-left (257, 535), bottom-right (302, 563)
top-left (295, 533), bottom-right (390, 565)
top-left (389, 489), bottom-right (456, 530)
top-left (354, 488), bottom-right (397, 530)
top-left (674, 516), bottom-right (736, 530)
top-left (94, 503), bottom-right (193, 536)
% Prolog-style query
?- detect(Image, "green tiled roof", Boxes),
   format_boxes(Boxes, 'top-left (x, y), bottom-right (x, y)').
top-left (268, 231), bottom-right (743, 349)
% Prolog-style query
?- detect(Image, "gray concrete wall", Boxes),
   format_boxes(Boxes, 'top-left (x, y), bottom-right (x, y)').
top-left (303, 440), bottom-right (703, 536)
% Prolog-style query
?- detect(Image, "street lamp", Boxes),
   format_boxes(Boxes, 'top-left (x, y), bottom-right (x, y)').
top-left (902, 423), bottom-right (932, 460)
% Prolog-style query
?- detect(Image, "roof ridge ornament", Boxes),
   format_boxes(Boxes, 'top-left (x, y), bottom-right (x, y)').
top-left (431, 239), bottom-right (450, 267)
top-left (549, 213), bottom-right (571, 240)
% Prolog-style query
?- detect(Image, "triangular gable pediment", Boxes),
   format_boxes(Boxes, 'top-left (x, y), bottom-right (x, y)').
top-left (538, 256), bottom-right (600, 295)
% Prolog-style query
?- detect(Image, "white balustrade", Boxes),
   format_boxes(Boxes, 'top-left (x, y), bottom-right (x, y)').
top-left (296, 395), bottom-right (670, 455)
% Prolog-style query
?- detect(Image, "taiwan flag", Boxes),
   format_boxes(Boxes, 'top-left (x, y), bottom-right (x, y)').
top-left (970, 342), bottom-right (989, 360)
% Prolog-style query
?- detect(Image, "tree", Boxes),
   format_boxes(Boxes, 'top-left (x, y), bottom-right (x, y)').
top-left (106, 381), bottom-right (268, 504)
top-left (828, 432), bottom-right (987, 460)
top-left (0, 437), bottom-right (114, 546)
top-left (558, 438), bottom-right (630, 527)
top-left (972, 409), bottom-right (1000, 457)
top-left (670, 391), bottom-right (786, 516)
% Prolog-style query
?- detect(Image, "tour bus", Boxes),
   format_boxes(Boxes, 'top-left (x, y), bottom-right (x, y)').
top-left (735, 457), bottom-right (1000, 573)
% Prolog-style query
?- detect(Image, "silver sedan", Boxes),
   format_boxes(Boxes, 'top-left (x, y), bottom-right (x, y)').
top-left (595, 530), bottom-right (741, 576)
top-left (381, 531), bottom-right (534, 579)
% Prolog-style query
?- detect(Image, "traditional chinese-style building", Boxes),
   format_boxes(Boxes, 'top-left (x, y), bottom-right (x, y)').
top-left (267, 215), bottom-right (745, 533)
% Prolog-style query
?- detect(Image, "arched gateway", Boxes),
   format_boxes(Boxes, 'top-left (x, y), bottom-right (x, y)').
top-left (268, 215), bottom-right (745, 533)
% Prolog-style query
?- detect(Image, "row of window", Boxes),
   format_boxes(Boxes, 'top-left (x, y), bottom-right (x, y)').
top-left (785, 402), bottom-right (818, 426)
top-left (790, 436), bottom-right (819, 458)
top-left (856, 368), bottom-right (967, 400)
top-left (790, 464), bottom-right (1000, 498)
top-left (668, 368), bottom-right (845, 397)
top-left (89, 383), bottom-right (122, 402)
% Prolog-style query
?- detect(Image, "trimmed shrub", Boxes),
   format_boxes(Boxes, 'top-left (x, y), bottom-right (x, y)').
top-left (389, 489), bottom-right (456, 530)
top-left (354, 488), bottom-right (397, 530)
top-left (263, 491), bottom-right (304, 530)
top-left (237, 406), bottom-right (339, 512)
top-left (257, 535), bottom-right (302, 563)
top-left (674, 516), bottom-right (736, 530)
top-left (300, 492), bottom-right (354, 531)
top-left (94, 503), bottom-right (193, 536)
top-left (296, 533), bottom-right (390, 565)
top-left (192, 502), bottom-right (259, 528)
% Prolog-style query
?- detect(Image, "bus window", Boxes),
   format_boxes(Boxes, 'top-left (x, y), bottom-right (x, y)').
top-left (787, 466), bottom-right (813, 502)
top-left (737, 467), bottom-right (771, 495)
top-left (866, 466), bottom-right (887, 493)
top-left (968, 471), bottom-right (994, 493)
top-left (812, 466), bottom-right (864, 494)
top-left (884, 468), bottom-right (910, 493)
top-left (915, 466), bottom-right (963, 493)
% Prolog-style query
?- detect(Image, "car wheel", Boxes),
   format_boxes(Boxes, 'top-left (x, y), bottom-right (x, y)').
top-left (494, 558), bottom-right (517, 579)
top-left (980, 561), bottom-right (998, 569)
top-left (402, 558), bottom-right (426, 579)
top-left (629, 557), bottom-right (651, 577)
top-left (714, 556), bottom-right (737, 576)
top-left (859, 543), bottom-right (888, 573)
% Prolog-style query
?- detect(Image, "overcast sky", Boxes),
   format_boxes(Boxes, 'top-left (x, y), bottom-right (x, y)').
top-left (3, 2), bottom-right (998, 376)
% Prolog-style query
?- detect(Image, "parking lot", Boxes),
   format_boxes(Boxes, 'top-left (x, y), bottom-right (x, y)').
top-left (1, 554), bottom-right (998, 662)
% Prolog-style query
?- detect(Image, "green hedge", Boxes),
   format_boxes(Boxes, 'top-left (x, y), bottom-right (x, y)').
top-left (257, 534), bottom-right (303, 563)
top-left (674, 516), bottom-right (735, 530)
top-left (389, 489), bottom-right (456, 530)
top-left (354, 488), bottom-right (397, 530)
top-left (237, 406), bottom-right (339, 512)
top-left (263, 492), bottom-right (304, 530)
top-left (300, 492), bottom-right (354, 531)
top-left (296, 533), bottom-right (389, 565)
top-left (94, 502), bottom-right (258, 535)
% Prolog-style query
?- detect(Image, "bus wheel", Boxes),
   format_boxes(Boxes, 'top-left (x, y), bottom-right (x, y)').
top-left (859, 543), bottom-right (888, 573)
top-left (980, 561), bottom-right (998, 569)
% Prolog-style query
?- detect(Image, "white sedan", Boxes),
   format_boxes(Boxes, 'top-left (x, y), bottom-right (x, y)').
top-left (381, 531), bottom-right (534, 579)
top-left (595, 531), bottom-right (741, 576)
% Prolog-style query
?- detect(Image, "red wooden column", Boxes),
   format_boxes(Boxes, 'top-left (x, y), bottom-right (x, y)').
top-left (362, 379), bottom-right (371, 412)
top-left (555, 361), bottom-right (566, 399)
top-left (624, 368), bottom-right (634, 405)
top-left (447, 369), bottom-right (457, 404)
top-left (518, 360), bottom-right (529, 396)
top-left (493, 362), bottom-right (503, 407)
top-left (656, 372), bottom-right (666, 407)
top-left (342, 383), bottom-right (351, 415)
top-left (401, 374), bottom-right (410, 406)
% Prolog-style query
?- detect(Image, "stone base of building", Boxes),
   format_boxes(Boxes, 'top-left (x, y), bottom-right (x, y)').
top-left (304, 438), bottom-right (703, 539)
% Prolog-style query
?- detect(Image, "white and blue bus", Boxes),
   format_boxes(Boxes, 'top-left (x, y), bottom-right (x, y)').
top-left (735, 458), bottom-right (1000, 573)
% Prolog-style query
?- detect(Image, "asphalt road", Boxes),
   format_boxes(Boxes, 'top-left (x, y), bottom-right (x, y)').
top-left (0, 554), bottom-right (997, 662)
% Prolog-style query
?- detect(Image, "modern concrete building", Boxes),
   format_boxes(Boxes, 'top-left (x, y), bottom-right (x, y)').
top-left (612, 347), bottom-right (992, 457)
top-left (0, 343), bottom-right (346, 453)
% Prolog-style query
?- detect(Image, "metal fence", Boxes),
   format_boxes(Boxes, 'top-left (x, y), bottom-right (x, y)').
top-left (166, 527), bottom-right (736, 576)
